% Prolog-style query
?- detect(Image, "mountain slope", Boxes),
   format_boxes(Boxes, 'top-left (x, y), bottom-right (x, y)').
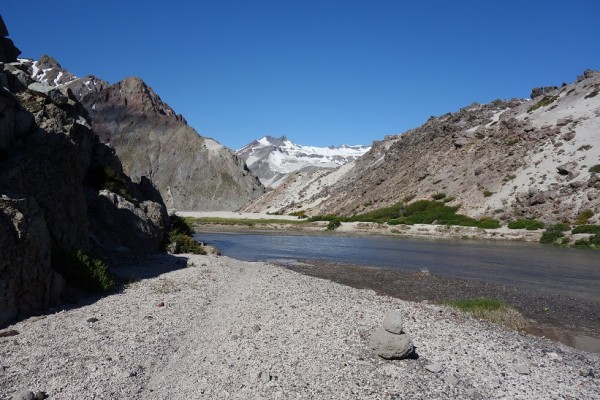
top-left (81, 77), bottom-right (265, 210)
top-left (237, 135), bottom-right (370, 188)
top-left (22, 56), bottom-right (265, 211)
top-left (249, 71), bottom-right (600, 223)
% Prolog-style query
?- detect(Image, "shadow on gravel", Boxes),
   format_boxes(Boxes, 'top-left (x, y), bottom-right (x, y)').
top-left (0, 253), bottom-right (190, 331)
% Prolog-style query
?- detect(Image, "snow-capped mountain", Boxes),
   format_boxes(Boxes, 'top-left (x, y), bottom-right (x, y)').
top-left (236, 136), bottom-right (370, 188)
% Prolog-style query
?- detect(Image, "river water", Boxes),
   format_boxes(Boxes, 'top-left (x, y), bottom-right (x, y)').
top-left (194, 232), bottom-right (600, 302)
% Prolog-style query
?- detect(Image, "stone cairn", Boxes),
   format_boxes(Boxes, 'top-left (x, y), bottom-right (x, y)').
top-left (369, 309), bottom-right (414, 359)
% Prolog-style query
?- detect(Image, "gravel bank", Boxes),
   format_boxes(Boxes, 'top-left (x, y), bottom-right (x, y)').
top-left (1, 254), bottom-right (599, 399)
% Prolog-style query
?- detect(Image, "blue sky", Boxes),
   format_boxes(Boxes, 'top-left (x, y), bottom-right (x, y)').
top-left (3, 1), bottom-right (600, 150)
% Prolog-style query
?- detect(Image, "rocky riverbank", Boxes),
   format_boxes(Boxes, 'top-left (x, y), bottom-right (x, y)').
top-left (1, 254), bottom-right (598, 399)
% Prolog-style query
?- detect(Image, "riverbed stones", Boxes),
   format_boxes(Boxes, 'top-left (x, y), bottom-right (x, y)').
top-left (369, 310), bottom-right (414, 359)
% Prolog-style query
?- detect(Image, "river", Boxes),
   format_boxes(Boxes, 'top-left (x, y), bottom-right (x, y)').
top-left (194, 231), bottom-right (600, 302)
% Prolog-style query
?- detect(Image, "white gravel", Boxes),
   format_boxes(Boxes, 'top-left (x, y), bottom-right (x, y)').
top-left (1, 254), bottom-right (599, 399)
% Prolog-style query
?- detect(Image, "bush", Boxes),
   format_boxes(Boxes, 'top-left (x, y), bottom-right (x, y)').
top-left (326, 219), bottom-right (341, 230)
top-left (87, 166), bottom-right (133, 202)
top-left (51, 247), bottom-right (114, 292)
top-left (572, 225), bottom-right (600, 234)
top-left (308, 214), bottom-right (343, 222)
top-left (507, 219), bottom-right (545, 230)
top-left (478, 219), bottom-right (501, 229)
top-left (289, 210), bottom-right (307, 218)
top-left (431, 192), bottom-right (446, 200)
top-left (387, 218), bottom-right (405, 226)
top-left (169, 214), bottom-right (195, 236)
top-left (483, 191), bottom-right (494, 197)
top-left (575, 209), bottom-right (594, 225)
top-left (528, 95), bottom-right (558, 112)
top-left (590, 164), bottom-right (600, 173)
top-left (574, 234), bottom-right (600, 248)
top-left (540, 224), bottom-right (567, 244)
top-left (168, 233), bottom-right (206, 254)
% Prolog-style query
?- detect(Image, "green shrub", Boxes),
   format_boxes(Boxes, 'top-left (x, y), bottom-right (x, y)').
top-left (431, 192), bottom-right (446, 200)
top-left (572, 225), bottom-right (600, 234)
top-left (483, 191), bottom-right (494, 197)
top-left (528, 95), bottom-right (558, 112)
top-left (168, 233), bottom-right (206, 254)
top-left (387, 219), bottom-right (405, 226)
top-left (308, 214), bottom-right (343, 222)
top-left (87, 166), bottom-right (133, 202)
top-left (590, 164), bottom-right (600, 173)
top-left (577, 144), bottom-right (592, 151)
top-left (574, 234), bottom-right (600, 248)
top-left (478, 219), bottom-right (501, 229)
top-left (506, 139), bottom-right (519, 146)
top-left (51, 247), bottom-right (114, 293)
top-left (540, 224), bottom-right (567, 244)
top-left (326, 219), bottom-right (341, 230)
top-left (575, 209), bottom-right (594, 225)
top-left (169, 214), bottom-right (195, 236)
top-left (402, 194), bottom-right (416, 203)
top-left (507, 219), bottom-right (545, 230)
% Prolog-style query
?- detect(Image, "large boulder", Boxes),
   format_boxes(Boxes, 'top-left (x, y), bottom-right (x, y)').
top-left (0, 15), bottom-right (21, 63)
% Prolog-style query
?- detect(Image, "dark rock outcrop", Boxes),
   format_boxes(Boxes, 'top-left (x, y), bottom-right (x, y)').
top-left (0, 21), bottom-right (168, 327)
top-left (0, 16), bottom-right (20, 63)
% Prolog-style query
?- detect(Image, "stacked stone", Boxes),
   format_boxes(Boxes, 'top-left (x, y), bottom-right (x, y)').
top-left (369, 309), bottom-right (414, 359)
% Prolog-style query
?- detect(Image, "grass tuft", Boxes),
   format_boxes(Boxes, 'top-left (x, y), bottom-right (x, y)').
top-left (448, 297), bottom-right (527, 331)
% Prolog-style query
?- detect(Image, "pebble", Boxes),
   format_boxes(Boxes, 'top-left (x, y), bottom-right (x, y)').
top-left (425, 363), bottom-right (442, 374)
top-left (515, 364), bottom-right (530, 375)
top-left (444, 375), bottom-right (459, 385)
top-left (258, 370), bottom-right (271, 383)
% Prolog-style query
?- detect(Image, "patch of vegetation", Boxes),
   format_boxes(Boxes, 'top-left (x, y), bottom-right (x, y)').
top-left (584, 90), bottom-right (598, 99)
top-left (506, 139), bottom-right (519, 146)
top-left (387, 219), bottom-right (404, 226)
top-left (87, 166), bottom-right (133, 202)
top-left (443, 196), bottom-right (456, 203)
top-left (483, 190), bottom-right (494, 197)
top-left (573, 234), bottom-right (600, 249)
top-left (572, 225), bottom-right (600, 234)
top-left (431, 192), bottom-right (446, 200)
top-left (575, 209), bottom-right (595, 225)
top-left (478, 219), bottom-right (501, 229)
top-left (504, 174), bottom-right (516, 182)
top-left (540, 223), bottom-right (569, 244)
top-left (289, 210), bottom-right (307, 218)
top-left (527, 95), bottom-right (558, 112)
top-left (589, 164), bottom-right (600, 173)
top-left (167, 214), bottom-right (206, 254)
top-left (577, 144), bottom-right (592, 151)
top-left (507, 219), bottom-right (545, 230)
top-left (168, 233), bottom-right (206, 254)
top-left (189, 217), bottom-right (306, 225)
top-left (448, 298), bottom-right (526, 331)
top-left (326, 219), bottom-right (341, 230)
top-left (402, 194), bottom-right (416, 203)
top-left (51, 246), bottom-right (114, 293)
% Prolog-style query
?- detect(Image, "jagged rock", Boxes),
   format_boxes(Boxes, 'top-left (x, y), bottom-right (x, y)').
top-left (557, 162), bottom-right (580, 180)
top-left (530, 86), bottom-right (558, 99)
top-left (0, 16), bottom-right (21, 63)
top-left (561, 131), bottom-right (575, 141)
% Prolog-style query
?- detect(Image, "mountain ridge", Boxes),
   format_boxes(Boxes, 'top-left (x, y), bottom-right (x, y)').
top-left (236, 135), bottom-right (370, 188)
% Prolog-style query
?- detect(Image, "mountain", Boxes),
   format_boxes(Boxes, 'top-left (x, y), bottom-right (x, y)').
top-left (245, 71), bottom-right (600, 225)
top-left (236, 135), bottom-right (370, 188)
top-left (21, 55), bottom-right (265, 211)
top-left (1, 18), bottom-right (168, 326)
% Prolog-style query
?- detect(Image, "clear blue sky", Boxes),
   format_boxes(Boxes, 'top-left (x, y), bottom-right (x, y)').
top-left (3, 1), bottom-right (599, 150)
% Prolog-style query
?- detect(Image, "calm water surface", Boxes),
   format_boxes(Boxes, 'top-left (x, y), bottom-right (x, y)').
top-left (195, 232), bottom-right (600, 302)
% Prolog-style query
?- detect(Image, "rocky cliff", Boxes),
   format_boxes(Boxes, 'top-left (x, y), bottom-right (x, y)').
top-left (248, 71), bottom-right (600, 224)
top-left (0, 18), bottom-right (168, 327)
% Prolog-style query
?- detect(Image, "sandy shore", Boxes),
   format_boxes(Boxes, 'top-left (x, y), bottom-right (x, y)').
top-left (1, 254), bottom-right (598, 399)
